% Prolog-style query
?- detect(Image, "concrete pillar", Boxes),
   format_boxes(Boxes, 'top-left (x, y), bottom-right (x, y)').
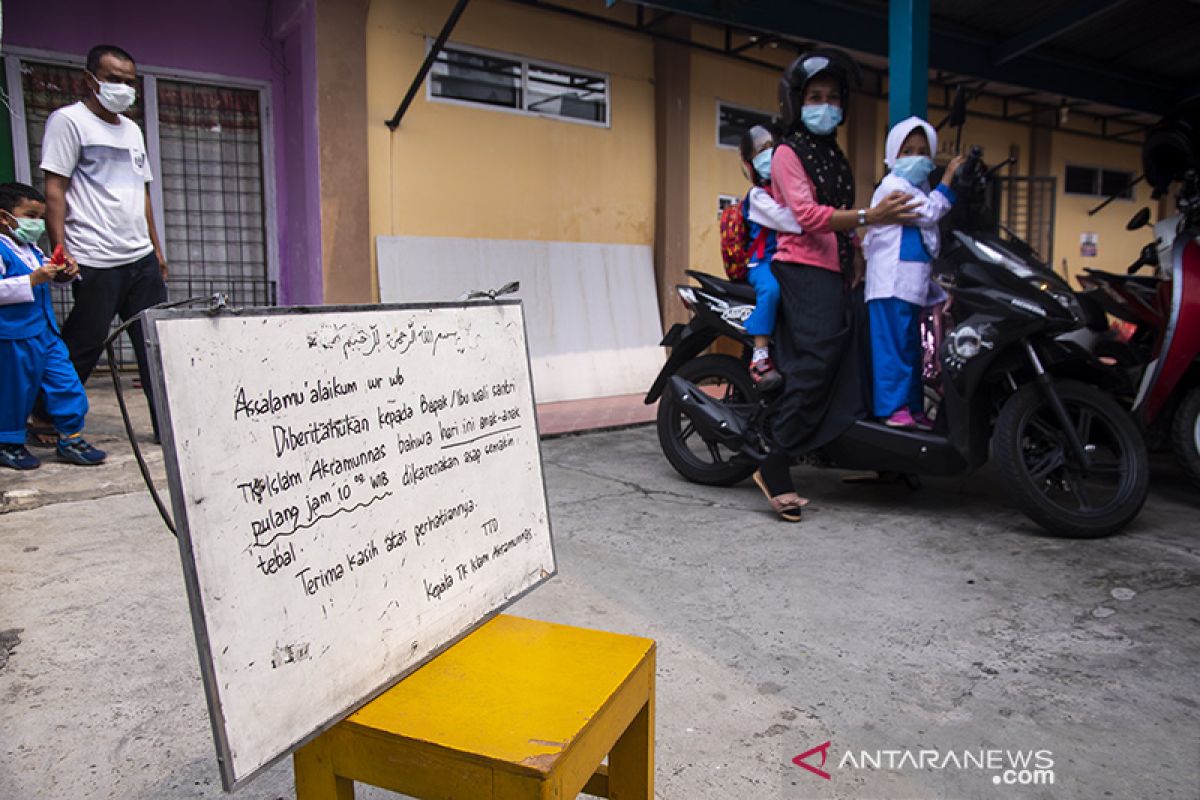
top-left (1029, 116), bottom-right (1052, 178)
top-left (653, 18), bottom-right (691, 332)
top-left (847, 92), bottom-right (881, 211)
top-left (1028, 112), bottom-right (1057, 269)
top-left (888, 0), bottom-right (930, 127)
top-left (316, 0), bottom-right (372, 304)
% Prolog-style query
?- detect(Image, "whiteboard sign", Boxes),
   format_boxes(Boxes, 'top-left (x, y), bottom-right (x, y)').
top-left (144, 302), bottom-right (555, 789)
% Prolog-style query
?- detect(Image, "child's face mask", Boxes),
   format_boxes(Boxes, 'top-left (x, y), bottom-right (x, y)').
top-left (4, 211), bottom-right (45, 245)
top-left (892, 155), bottom-right (935, 186)
top-left (752, 148), bottom-right (774, 181)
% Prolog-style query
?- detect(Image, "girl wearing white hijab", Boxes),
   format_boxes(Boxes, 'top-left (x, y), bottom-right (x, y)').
top-left (861, 116), bottom-right (965, 430)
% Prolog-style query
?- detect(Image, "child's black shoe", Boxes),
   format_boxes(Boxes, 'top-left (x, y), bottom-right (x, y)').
top-left (749, 356), bottom-right (783, 392)
top-left (56, 436), bottom-right (107, 466)
top-left (0, 443), bottom-right (41, 470)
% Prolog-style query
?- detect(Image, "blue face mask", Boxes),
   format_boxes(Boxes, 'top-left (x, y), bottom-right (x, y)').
top-left (801, 103), bottom-right (842, 136)
top-left (892, 155), bottom-right (936, 186)
top-left (752, 148), bottom-right (774, 181)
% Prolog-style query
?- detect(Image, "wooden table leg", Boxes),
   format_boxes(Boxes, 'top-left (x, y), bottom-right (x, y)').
top-left (606, 699), bottom-right (654, 800)
top-left (294, 737), bottom-right (356, 800)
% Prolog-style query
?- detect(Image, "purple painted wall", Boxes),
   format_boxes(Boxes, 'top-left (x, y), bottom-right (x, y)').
top-left (3, 0), bottom-right (322, 304)
top-left (275, 0), bottom-right (323, 307)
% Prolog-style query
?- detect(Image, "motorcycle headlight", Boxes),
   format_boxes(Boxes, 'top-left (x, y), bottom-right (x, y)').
top-left (975, 240), bottom-right (1037, 279)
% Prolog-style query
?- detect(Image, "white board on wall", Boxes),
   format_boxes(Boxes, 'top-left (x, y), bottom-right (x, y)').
top-left (144, 302), bottom-right (555, 789)
top-left (376, 236), bottom-right (665, 402)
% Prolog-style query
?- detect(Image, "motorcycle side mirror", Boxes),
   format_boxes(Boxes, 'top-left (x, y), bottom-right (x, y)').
top-left (948, 86), bottom-right (968, 128)
top-left (1127, 244), bottom-right (1159, 274)
top-left (1126, 207), bottom-right (1152, 231)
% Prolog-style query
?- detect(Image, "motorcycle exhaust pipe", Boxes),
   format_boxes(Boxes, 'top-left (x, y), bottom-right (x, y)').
top-left (667, 376), bottom-right (767, 461)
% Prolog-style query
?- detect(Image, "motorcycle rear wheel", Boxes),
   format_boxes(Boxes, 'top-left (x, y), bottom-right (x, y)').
top-left (1170, 384), bottom-right (1200, 489)
top-left (993, 380), bottom-right (1148, 538)
top-left (656, 354), bottom-right (759, 486)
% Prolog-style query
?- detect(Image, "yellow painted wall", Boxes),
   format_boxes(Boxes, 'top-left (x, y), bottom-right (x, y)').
top-left (363, 0), bottom-right (1150, 302)
top-left (1049, 131), bottom-right (1147, 286)
top-left (688, 52), bottom-right (779, 278)
top-left (366, 0), bottom-right (656, 298)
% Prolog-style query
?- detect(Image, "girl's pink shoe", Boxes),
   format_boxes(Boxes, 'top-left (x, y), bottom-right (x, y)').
top-left (912, 411), bottom-right (935, 431)
top-left (883, 408), bottom-right (917, 429)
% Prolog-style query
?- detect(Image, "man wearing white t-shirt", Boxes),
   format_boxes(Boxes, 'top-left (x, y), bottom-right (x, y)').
top-left (39, 44), bottom-right (168, 440)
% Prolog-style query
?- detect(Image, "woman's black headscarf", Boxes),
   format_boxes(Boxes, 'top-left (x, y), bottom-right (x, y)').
top-left (786, 127), bottom-right (856, 281)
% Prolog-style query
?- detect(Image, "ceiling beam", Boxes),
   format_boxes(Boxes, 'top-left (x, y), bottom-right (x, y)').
top-left (632, 0), bottom-right (1175, 115)
top-left (991, 0), bottom-right (1131, 65)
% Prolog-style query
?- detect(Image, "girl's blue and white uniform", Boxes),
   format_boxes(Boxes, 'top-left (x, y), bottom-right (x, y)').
top-left (0, 236), bottom-right (88, 444)
top-left (860, 116), bottom-right (956, 418)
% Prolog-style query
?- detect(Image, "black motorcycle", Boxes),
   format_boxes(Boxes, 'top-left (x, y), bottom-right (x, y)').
top-left (645, 147), bottom-right (1149, 538)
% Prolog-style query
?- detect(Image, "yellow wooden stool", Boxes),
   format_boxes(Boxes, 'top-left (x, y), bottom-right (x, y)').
top-left (294, 614), bottom-right (655, 799)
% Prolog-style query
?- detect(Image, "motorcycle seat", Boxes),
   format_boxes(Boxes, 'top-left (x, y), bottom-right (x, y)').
top-left (686, 269), bottom-right (758, 302)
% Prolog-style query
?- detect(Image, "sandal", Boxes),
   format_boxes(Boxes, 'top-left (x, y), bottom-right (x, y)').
top-left (26, 417), bottom-right (57, 448)
top-left (752, 470), bottom-right (808, 522)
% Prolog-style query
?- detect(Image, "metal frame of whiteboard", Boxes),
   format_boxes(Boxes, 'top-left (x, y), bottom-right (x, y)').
top-left (142, 300), bottom-right (557, 791)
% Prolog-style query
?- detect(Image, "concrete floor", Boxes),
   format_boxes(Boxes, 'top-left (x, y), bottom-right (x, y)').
top-left (1, 384), bottom-right (1198, 799)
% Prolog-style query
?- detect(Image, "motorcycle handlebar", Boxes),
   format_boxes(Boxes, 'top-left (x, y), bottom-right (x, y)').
top-left (962, 145), bottom-right (984, 178)
top-left (951, 145), bottom-right (986, 191)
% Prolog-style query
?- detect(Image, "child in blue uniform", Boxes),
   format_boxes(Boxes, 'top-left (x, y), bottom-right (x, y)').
top-left (862, 118), bottom-right (964, 430)
top-left (738, 125), bottom-right (803, 391)
top-left (0, 182), bottom-right (106, 469)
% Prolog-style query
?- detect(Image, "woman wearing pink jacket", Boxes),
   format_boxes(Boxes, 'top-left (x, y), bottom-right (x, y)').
top-left (751, 49), bottom-right (919, 521)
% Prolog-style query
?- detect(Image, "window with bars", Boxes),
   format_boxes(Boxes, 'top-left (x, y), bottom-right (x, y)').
top-left (157, 80), bottom-right (267, 286)
top-left (717, 103), bottom-right (774, 149)
top-left (1064, 164), bottom-right (1135, 199)
top-left (12, 58), bottom-right (276, 366)
top-left (429, 44), bottom-right (609, 125)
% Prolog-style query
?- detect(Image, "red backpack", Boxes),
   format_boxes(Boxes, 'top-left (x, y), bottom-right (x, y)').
top-left (719, 199), bottom-right (768, 282)
top-left (719, 200), bottom-right (751, 281)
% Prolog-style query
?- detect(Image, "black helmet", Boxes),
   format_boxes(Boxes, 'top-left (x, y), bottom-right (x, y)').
top-left (778, 47), bottom-right (863, 133)
top-left (1143, 100), bottom-right (1200, 196)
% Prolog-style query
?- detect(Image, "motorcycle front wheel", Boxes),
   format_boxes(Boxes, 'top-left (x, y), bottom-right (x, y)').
top-left (656, 353), bottom-right (759, 486)
top-left (993, 380), bottom-right (1149, 538)
top-left (1170, 384), bottom-right (1200, 488)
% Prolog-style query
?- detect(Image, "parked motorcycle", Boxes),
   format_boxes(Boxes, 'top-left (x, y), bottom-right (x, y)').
top-left (1076, 112), bottom-right (1200, 487)
top-left (645, 146), bottom-right (1149, 538)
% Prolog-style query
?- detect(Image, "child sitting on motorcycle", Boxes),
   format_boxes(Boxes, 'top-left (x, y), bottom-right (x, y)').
top-left (738, 124), bottom-right (804, 392)
top-left (862, 117), bottom-right (965, 430)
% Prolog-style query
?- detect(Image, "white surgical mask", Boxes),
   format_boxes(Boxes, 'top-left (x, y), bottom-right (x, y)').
top-left (752, 148), bottom-right (774, 181)
top-left (892, 155), bottom-right (936, 186)
top-left (801, 103), bottom-right (842, 136)
top-left (90, 72), bottom-right (137, 114)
